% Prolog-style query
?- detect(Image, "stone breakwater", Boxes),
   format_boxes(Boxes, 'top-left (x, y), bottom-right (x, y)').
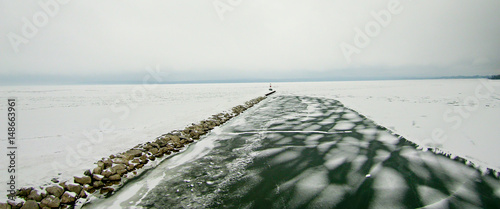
top-left (0, 96), bottom-right (267, 209)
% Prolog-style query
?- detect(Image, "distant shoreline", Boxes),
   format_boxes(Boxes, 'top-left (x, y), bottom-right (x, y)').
top-left (1, 76), bottom-right (498, 86)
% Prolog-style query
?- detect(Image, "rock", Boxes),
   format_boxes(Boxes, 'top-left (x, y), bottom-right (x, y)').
top-left (45, 185), bottom-right (64, 198)
top-left (7, 200), bottom-right (22, 209)
top-left (112, 157), bottom-right (128, 164)
top-left (79, 190), bottom-right (88, 198)
top-left (58, 182), bottom-right (67, 190)
top-left (0, 203), bottom-right (11, 209)
top-left (20, 200), bottom-right (38, 209)
top-left (93, 174), bottom-right (104, 181)
top-left (150, 148), bottom-right (159, 155)
top-left (84, 169), bottom-right (92, 176)
top-left (116, 169), bottom-right (127, 176)
top-left (127, 164), bottom-right (135, 171)
top-left (60, 192), bottom-right (77, 204)
top-left (110, 164), bottom-right (127, 173)
top-left (17, 187), bottom-right (33, 197)
top-left (159, 147), bottom-right (170, 154)
top-left (155, 139), bottom-right (168, 147)
top-left (40, 191), bottom-right (47, 199)
top-left (92, 167), bottom-right (102, 175)
top-left (100, 187), bottom-right (114, 194)
top-left (120, 153), bottom-right (133, 161)
top-left (103, 159), bottom-right (113, 168)
top-left (74, 176), bottom-right (92, 185)
top-left (139, 155), bottom-right (147, 161)
top-left (27, 190), bottom-right (43, 202)
top-left (101, 169), bottom-right (114, 178)
top-left (131, 159), bottom-right (140, 164)
top-left (149, 155), bottom-right (156, 161)
top-left (60, 205), bottom-right (73, 209)
top-left (93, 181), bottom-right (104, 188)
top-left (109, 174), bottom-right (121, 181)
top-left (66, 183), bottom-right (83, 195)
top-left (83, 184), bottom-right (93, 192)
top-left (155, 152), bottom-right (164, 158)
top-left (126, 149), bottom-right (143, 157)
top-left (50, 178), bottom-right (59, 183)
top-left (191, 133), bottom-right (200, 140)
top-left (97, 161), bottom-right (105, 168)
top-left (171, 135), bottom-right (181, 143)
top-left (40, 195), bottom-right (60, 208)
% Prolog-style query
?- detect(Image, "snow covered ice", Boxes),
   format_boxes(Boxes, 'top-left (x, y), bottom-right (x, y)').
top-left (1, 79), bottom-right (499, 208)
top-left (87, 94), bottom-right (500, 208)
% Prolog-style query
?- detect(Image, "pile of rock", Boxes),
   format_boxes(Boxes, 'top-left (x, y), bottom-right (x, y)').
top-left (1, 183), bottom-right (84, 209)
top-left (0, 96), bottom-right (267, 209)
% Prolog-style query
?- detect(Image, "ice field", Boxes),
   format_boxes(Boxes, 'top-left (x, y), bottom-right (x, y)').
top-left (1, 79), bottom-right (499, 205)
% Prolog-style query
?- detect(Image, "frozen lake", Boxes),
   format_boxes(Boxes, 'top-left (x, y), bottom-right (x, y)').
top-left (86, 95), bottom-right (500, 208)
top-left (0, 79), bottom-right (499, 204)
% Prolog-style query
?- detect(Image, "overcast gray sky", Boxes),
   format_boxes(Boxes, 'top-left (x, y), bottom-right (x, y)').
top-left (1, 0), bottom-right (499, 84)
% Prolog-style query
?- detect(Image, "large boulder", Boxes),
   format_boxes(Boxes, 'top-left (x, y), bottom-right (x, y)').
top-left (100, 187), bottom-right (114, 194)
top-left (40, 195), bottom-right (60, 208)
top-left (84, 169), bottom-right (92, 176)
top-left (7, 201), bottom-right (22, 209)
top-left (74, 176), bottom-right (92, 185)
top-left (155, 138), bottom-right (168, 147)
top-left (110, 164), bottom-right (127, 173)
top-left (93, 174), bottom-right (104, 181)
top-left (92, 166), bottom-right (102, 175)
top-left (171, 135), bottom-right (181, 144)
top-left (126, 149), bottom-right (143, 158)
top-left (149, 148), bottom-right (159, 155)
top-left (16, 187), bottom-right (33, 197)
top-left (127, 164), bottom-right (136, 171)
top-left (60, 192), bottom-right (77, 204)
top-left (93, 181), bottom-right (104, 188)
top-left (103, 159), bottom-right (113, 168)
top-left (27, 190), bottom-right (43, 201)
top-left (101, 169), bottom-right (114, 178)
top-left (66, 183), bottom-right (83, 195)
top-left (109, 174), bottom-right (121, 181)
top-left (45, 185), bottom-right (64, 198)
top-left (112, 157), bottom-right (128, 164)
top-left (20, 200), bottom-right (38, 209)
top-left (159, 147), bottom-right (172, 155)
top-left (79, 190), bottom-right (88, 198)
